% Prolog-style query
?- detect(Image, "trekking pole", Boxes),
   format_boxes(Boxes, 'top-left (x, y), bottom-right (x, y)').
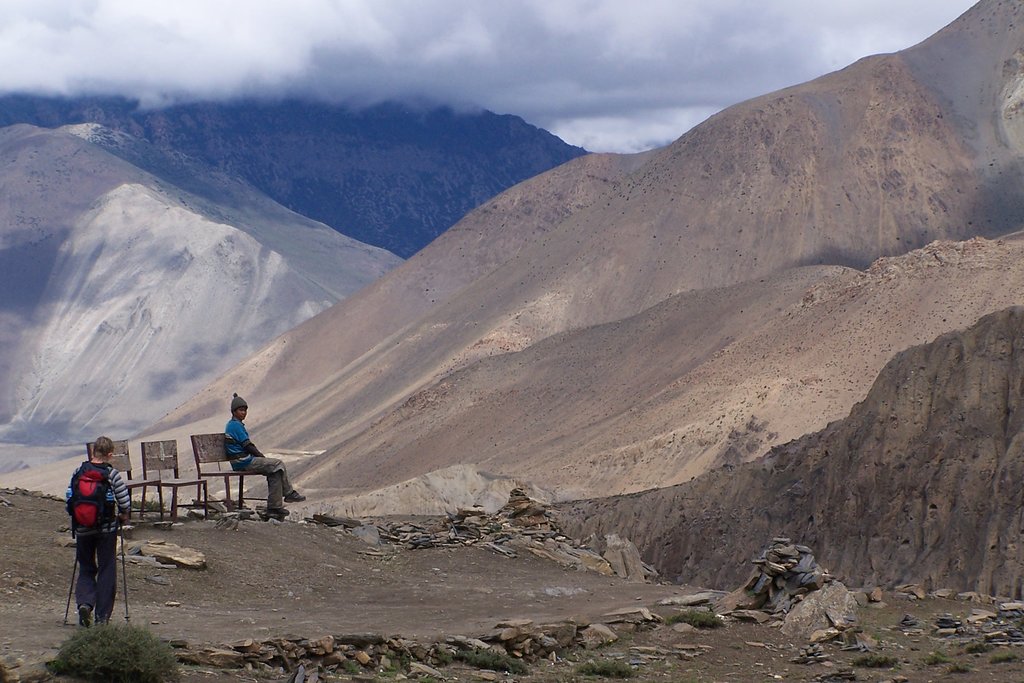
top-left (63, 550), bottom-right (78, 626)
top-left (119, 522), bottom-right (130, 623)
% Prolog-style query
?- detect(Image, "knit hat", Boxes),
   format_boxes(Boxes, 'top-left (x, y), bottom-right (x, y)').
top-left (231, 393), bottom-right (248, 412)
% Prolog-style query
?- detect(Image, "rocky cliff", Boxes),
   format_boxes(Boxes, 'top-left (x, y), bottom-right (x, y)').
top-left (557, 306), bottom-right (1024, 598)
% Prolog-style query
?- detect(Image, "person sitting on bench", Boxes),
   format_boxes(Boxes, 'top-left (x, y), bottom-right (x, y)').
top-left (224, 393), bottom-right (305, 520)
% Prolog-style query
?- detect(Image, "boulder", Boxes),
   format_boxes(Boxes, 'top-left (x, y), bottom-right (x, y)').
top-left (602, 534), bottom-right (647, 583)
top-left (781, 581), bottom-right (857, 640)
top-left (580, 624), bottom-right (618, 649)
top-left (137, 541), bottom-right (207, 569)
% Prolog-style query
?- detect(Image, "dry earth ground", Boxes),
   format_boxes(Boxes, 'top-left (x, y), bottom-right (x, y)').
top-left (3, 488), bottom-right (1024, 682)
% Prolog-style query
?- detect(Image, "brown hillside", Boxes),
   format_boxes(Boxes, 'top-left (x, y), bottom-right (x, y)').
top-left (556, 306), bottom-right (1024, 598)
top-left (145, 1), bottom-right (1024, 504)
top-left (149, 151), bottom-right (643, 434)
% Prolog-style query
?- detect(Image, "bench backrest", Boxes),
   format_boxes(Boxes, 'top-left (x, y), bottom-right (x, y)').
top-left (86, 439), bottom-right (136, 479)
top-left (191, 433), bottom-right (228, 469)
top-left (141, 439), bottom-right (181, 479)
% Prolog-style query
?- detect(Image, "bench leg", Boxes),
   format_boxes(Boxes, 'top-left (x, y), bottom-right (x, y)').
top-left (199, 481), bottom-right (208, 519)
top-left (220, 476), bottom-right (236, 511)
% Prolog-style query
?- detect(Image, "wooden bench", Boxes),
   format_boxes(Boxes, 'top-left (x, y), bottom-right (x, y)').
top-left (87, 440), bottom-right (158, 520)
top-left (190, 433), bottom-right (260, 510)
top-left (141, 439), bottom-right (208, 520)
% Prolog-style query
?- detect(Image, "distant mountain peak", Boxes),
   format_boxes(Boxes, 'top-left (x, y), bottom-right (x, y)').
top-left (0, 95), bottom-right (588, 257)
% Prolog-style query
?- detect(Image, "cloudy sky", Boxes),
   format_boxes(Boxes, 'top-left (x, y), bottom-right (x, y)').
top-left (0, 0), bottom-right (977, 153)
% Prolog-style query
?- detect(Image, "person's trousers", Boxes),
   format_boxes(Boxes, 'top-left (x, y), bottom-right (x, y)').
top-left (76, 531), bottom-right (118, 622)
top-left (243, 456), bottom-right (294, 509)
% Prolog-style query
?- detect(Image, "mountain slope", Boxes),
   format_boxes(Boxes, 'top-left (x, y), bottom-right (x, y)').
top-left (143, 0), bottom-right (1024, 505)
top-left (0, 97), bottom-right (588, 257)
top-left (0, 124), bottom-right (399, 447)
top-left (556, 305), bottom-right (1024, 597)
top-left (147, 150), bottom-right (647, 435)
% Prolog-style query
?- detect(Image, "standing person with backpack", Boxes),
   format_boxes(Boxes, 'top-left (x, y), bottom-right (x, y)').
top-left (66, 436), bottom-right (131, 627)
top-left (224, 393), bottom-right (305, 521)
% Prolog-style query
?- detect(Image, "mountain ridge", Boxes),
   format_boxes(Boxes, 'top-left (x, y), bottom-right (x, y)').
top-left (0, 96), bottom-right (588, 257)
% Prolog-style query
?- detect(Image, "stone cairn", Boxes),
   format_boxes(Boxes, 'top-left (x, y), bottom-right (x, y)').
top-left (719, 537), bottom-right (830, 617)
top-left (313, 488), bottom-right (658, 583)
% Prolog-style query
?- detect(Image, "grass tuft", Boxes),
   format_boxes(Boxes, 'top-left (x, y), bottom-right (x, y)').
top-left (576, 659), bottom-right (635, 678)
top-left (924, 650), bottom-right (951, 665)
top-left (455, 648), bottom-right (528, 675)
top-left (851, 653), bottom-right (899, 668)
top-left (665, 609), bottom-right (723, 629)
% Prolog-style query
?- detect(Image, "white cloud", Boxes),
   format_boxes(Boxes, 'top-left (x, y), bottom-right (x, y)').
top-left (0, 0), bottom-right (978, 151)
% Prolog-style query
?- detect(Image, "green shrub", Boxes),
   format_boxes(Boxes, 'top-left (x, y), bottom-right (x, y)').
top-left (49, 624), bottom-right (179, 683)
top-left (946, 662), bottom-right (972, 673)
top-left (963, 641), bottom-right (992, 654)
top-left (991, 651), bottom-right (1018, 664)
top-left (924, 651), bottom-right (951, 665)
top-left (577, 659), bottom-right (634, 678)
top-left (384, 652), bottom-right (410, 671)
top-left (454, 648), bottom-right (528, 675)
top-left (665, 609), bottom-right (722, 629)
top-left (852, 653), bottom-right (899, 668)
top-left (131, 498), bottom-right (165, 513)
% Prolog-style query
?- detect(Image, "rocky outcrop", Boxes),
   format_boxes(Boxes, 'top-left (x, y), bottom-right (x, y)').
top-left (313, 489), bottom-right (659, 582)
top-left (556, 307), bottom-right (1024, 597)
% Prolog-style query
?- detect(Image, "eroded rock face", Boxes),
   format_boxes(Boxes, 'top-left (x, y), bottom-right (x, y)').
top-left (557, 306), bottom-right (1024, 597)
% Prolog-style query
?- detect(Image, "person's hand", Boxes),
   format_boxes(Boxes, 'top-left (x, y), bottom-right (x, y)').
top-left (118, 512), bottom-right (130, 525)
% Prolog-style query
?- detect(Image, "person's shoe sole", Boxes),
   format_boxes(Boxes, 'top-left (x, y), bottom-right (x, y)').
top-left (284, 493), bottom-right (306, 502)
top-left (78, 604), bottom-right (93, 628)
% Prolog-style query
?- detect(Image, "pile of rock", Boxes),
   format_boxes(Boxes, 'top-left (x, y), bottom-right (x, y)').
top-left (316, 489), bottom-right (657, 582)
top-left (175, 608), bottom-right (668, 675)
top-left (373, 488), bottom-right (557, 549)
top-left (928, 602), bottom-right (1024, 646)
top-left (717, 537), bottom-right (831, 617)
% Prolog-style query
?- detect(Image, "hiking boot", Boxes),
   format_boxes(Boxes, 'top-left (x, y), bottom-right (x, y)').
top-left (78, 604), bottom-right (93, 628)
top-left (284, 491), bottom-right (306, 503)
top-left (262, 508), bottom-right (289, 521)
